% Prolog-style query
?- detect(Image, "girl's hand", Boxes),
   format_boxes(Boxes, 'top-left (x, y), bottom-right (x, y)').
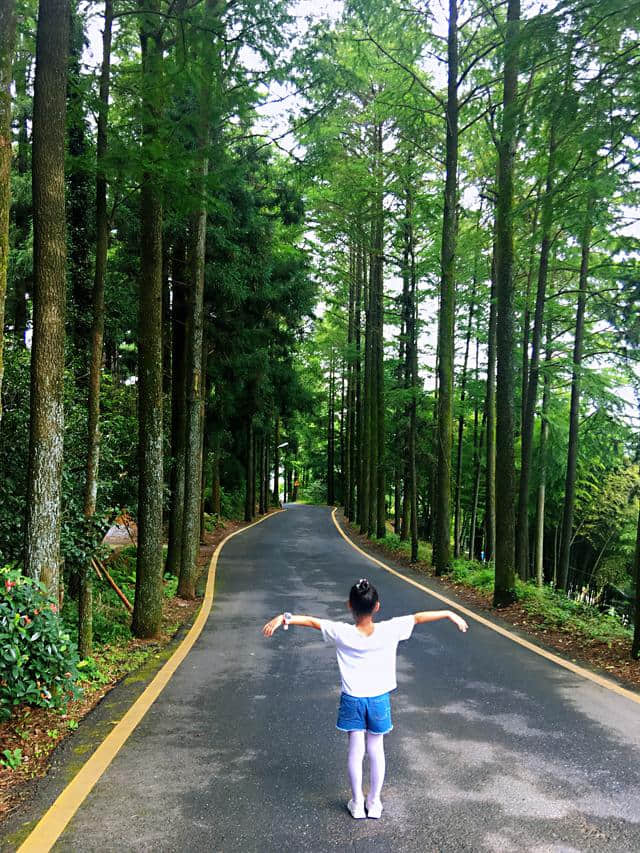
top-left (449, 612), bottom-right (469, 633)
top-left (262, 614), bottom-right (284, 637)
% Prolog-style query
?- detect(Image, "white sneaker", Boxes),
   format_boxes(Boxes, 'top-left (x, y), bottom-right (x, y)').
top-left (366, 799), bottom-right (383, 819)
top-left (347, 798), bottom-right (366, 819)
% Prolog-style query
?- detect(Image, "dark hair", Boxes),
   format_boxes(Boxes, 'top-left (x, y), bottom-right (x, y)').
top-left (349, 578), bottom-right (379, 617)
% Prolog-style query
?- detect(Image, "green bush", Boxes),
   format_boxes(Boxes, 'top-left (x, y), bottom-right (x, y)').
top-left (450, 558), bottom-right (495, 591)
top-left (0, 567), bottom-right (81, 720)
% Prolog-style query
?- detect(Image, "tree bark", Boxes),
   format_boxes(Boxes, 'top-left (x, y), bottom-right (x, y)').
top-left (178, 24), bottom-right (215, 599)
top-left (352, 243), bottom-right (363, 525)
top-left (434, 0), bottom-right (458, 575)
top-left (0, 0), bottom-right (16, 424)
top-left (327, 364), bottom-right (335, 505)
top-left (375, 144), bottom-right (386, 540)
top-left (408, 220), bottom-right (419, 563)
top-left (11, 33), bottom-right (29, 346)
top-left (493, 0), bottom-right (520, 606)
top-left (519, 196), bottom-right (539, 438)
top-left (360, 239), bottom-right (372, 535)
top-left (24, 0), bottom-right (70, 594)
top-left (132, 0), bottom-right (164, 636)
top-left (67, 9), bottom-right (92, 352)
top-left (244, 418), bottom-right (254, 522)
top-left (345, 246), bottom-right (355, 518)
top-left (212, 430), bottom-right (221, 516)
top-left (273, 416), bottom-right (281, 506)
top-left (166, 239), bottom-right (188, 575)
top-left (485, 246), bottom-right (497, 561)
top-left (453, 275), bottom-right (477, 558)
top-left (516, 124), bottom-right (557, 581)
top-left (534, 321), bottom-right (552, 586)
top-left (258, 433), bottom-right (266, 515)
top-left (558, 200), bottom-right (593, 591)
top-left (79, 0), bottom-right (113, 658)
top-left (631, 499), bottom-right (640, 659)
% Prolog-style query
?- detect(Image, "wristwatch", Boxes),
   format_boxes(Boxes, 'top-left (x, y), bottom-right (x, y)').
top-left (283, 612), bottom-right (293, 630)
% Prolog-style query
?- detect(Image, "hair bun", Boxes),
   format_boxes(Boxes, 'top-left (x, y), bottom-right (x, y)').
top-left (356, 578), bottom-right (370, 592)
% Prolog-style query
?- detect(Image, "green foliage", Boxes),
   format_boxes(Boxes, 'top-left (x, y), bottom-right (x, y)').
top-left (450, 559), bottom-right (496, 592)
top-left (0, 568), bottom-right (81, 721)
top-left (448, 558), bottom-right (633, 646)
top-left (220, 488), bottom-right (246, 521)
top-left (298, 480), bottom-right (326, 505)
top-left (0, 747), bottom-right (23, 770)
top-left (378, 532), bottom-right (432, 564)
top-left (0, 345), bottom-right (139, 567)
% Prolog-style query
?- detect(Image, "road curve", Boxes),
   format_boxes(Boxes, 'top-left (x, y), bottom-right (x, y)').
top-left (35, 506), bottom-right (640, 851)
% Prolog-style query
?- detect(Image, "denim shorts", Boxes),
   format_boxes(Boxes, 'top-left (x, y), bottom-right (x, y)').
top-left (336, 692), bottom-right (393, 735)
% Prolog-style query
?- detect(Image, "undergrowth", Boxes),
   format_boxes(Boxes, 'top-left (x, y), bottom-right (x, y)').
top-left (450, 557), bottom-right (633, 646)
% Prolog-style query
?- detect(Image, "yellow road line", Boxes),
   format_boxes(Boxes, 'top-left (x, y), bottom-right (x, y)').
top-left (331, 508), bottom-right (640, 706)
top-left (18, 510), bottom-right (284, 853)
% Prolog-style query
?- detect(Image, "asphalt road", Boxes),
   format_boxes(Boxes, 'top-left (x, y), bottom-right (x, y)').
top-left (51, 505), bottom-right (640, 852)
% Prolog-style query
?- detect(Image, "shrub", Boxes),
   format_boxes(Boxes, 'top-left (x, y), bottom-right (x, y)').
top-left (0, 567), bottom-right (81, 721)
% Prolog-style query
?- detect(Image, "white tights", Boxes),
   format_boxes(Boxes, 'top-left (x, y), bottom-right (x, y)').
top-left (347, 731), bottom-right (386, 804)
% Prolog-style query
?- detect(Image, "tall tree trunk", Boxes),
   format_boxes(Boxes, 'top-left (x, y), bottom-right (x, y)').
top-left (345, 247), bottom-right (355, 518)
top-left (469, 329), bottom-right (483, 560)
top-left (67, 9), bottom-right (92, 352)
top-left (339, 365), bottom-right (345, 504)
top-left (211, 430), bottom-right (221, 516)
top-left (178, 12), bottom-right (216, 599)
top-left (453, 276), bottom-right (477, 558)
top-left (11, 33), bottom-right (29, 345)
top-left (558, 200), bottom-right (593, 591)
top-left (374, 130), bottom-right (386, 539)
top-left (162, 245), bottom-right (172, 394)
top-left (327, 363), bottom-right (335, 505)
top-left (132, 0), bottom-right (164, 636)
top-left (259, 433), bottom-right (266, 515)
top-left (516, 124), bottom-right (557, 581)
top-left (0, 0), bottom-right (16, 423)
top-left (273, 416), bottom-right (281, 506)
top-left (367, 231), bottom-right (379, 536)
top-left (360, 241), bottom-right (372, 535)
top-left (493, 0), bottom-right (521, 606)
top-left (631, 498), bottom-right (640, 659)
top-left (166, 239), bottom-right (188, 575)
top-left (408, 215), bottom-right (419, 563)
top-left (353, 244), bottom-right (363, 525)
top-left (24, 0), bottom-right (70, 593)
top-left (485, 247), bottom-right (497, 561)
top-left (519, 196), bottom-right (540, 437)
top-left (79, 0), bottom-right (113, 657)
top-left (434, 0), bottom-right (458, 575)
top-left (244, 418), bottom-right (254, 522)
top-left (534, 321), bottom-right (552, 586)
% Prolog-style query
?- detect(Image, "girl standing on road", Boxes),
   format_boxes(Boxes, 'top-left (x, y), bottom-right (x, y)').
top-left (262, 578), bottom-right (468, 820)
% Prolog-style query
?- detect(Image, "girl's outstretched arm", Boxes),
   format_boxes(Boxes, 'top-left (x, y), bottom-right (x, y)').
top-left (262, 614), bottom-right (322, 637)
top-left (413, 610), bottom-right (468, 632)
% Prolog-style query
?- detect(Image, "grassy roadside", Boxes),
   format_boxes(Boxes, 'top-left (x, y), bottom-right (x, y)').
top-left (341, 514), bottom-right (640, 692)
top-left (0, 517), bottom-right (246, 826)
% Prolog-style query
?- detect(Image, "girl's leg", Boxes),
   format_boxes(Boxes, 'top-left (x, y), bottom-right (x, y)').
top-left (347, 730), bottom-right (366, 803)
top-left (366, 732), bottom-right (386, 806)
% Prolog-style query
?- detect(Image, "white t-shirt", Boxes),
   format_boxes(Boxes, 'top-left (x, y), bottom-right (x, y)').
top-left (319, 615), bottom-right (415, 698)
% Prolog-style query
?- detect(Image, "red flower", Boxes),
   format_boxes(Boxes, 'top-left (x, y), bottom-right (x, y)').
top-left (50, 604), bottom-right (57, 613)
top-left (5, 580), bottom-right (16, 590)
